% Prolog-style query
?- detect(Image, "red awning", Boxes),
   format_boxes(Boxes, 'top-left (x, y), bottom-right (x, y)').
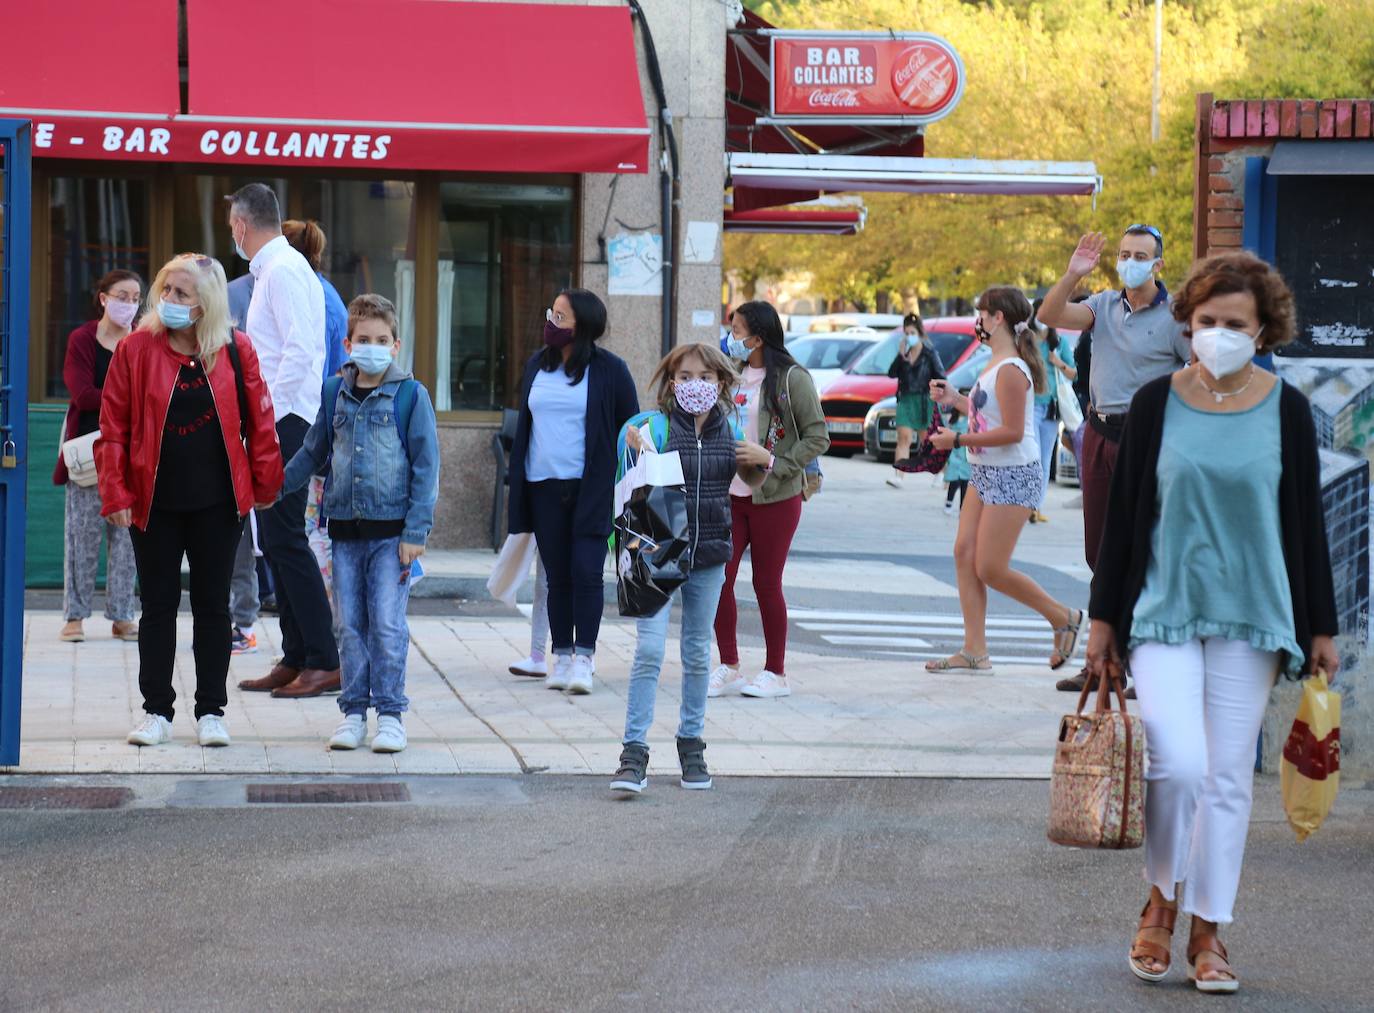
top-left (0, 0), bottom-right (179, 156)
top-left (9, 0), bottom-right (648, 175)
top-left (723, 208), bottom-right (865, 236)
top-left (181, 0), bottom-right (649, 173)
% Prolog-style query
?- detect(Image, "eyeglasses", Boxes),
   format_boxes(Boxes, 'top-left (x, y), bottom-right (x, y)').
top-left (546, 307), bottom-right (569, 326)
top-left (175, 253), bottom-right (216, 269)
top-left (1125, 223), bottom-right (1163, 246)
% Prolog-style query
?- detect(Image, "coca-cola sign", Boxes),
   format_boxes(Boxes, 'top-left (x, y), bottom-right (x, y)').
top-left (769, 32), bottom-right (965, 125)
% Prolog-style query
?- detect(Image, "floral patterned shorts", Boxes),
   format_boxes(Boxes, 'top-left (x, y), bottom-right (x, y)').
top-left (970, 462), bottom-right (1042, 509)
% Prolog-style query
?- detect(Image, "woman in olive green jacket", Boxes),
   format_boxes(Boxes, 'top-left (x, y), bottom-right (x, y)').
top-left (709, 301), bottom-right (830, 699)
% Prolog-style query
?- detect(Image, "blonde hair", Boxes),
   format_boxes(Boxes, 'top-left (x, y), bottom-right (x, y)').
top-left (139, 254), bottom-right (234, 374)
top-left (650, 342), bottom-right (740, 417)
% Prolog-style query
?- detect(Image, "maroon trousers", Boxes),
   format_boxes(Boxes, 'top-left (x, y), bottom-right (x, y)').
top-left (714, 493), bottom-right (803, 675)
top-left (1080, 422), bottom-right (1121, 572)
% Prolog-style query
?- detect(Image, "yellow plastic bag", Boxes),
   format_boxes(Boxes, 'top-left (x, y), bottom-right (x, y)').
top-left (1280, 670), bottom-right (1341, 842)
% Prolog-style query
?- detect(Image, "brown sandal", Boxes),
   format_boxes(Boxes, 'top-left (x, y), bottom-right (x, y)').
top-left (1050, 608), bottom-right (1083, 670)
top-left (1187, 931), bottom-right (1239, 993)
top-left (1128, 900), bottom-right (1177, 983)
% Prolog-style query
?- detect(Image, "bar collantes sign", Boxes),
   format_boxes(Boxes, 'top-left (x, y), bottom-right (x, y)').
top-left (769, 31), bottom-right (965, 126)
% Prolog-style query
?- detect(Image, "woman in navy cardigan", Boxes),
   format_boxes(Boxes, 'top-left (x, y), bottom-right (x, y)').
top-left (507, 289), bottom-right (639, 696)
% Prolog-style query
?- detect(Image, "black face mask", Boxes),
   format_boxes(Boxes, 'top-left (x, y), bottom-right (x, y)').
top-left (974, 318), bottom-right (991, 343)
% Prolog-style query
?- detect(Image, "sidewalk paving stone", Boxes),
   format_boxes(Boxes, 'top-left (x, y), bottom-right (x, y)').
top-left (5, 609), bottom-right (1087, 779)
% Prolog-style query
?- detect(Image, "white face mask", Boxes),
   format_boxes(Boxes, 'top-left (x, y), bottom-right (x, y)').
top-left (1192, 326), bottom-right (1259, 379)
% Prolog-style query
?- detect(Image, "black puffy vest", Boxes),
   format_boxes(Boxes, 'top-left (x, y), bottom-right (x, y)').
top-left (666, 405), bottom-right (737, 570)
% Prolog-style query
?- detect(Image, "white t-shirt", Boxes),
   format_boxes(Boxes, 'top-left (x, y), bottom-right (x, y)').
top-left (967, 357), bottom-right (1040, 467)
top-left (729, 365), bottom-right (766, 497)
top-left (527, 365), bottom-right (589, 481)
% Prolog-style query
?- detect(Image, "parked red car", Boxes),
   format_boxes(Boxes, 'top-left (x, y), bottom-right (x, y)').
top-left (820, 317), bottom-right (980, 455)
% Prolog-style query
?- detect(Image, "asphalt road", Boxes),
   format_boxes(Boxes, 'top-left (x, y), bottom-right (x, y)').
top-left (2, 776), bottom-right (1370, 1012)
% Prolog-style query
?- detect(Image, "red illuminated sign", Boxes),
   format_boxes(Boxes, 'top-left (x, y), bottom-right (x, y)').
top-left (769, 32), bottom-right (965, 125)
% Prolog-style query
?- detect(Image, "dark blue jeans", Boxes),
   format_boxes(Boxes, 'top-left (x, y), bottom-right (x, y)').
top-left (528, 479), bottom-right (607, 655)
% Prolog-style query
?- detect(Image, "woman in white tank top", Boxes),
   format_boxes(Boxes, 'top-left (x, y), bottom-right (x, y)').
top-left (924, 286), bottom-right (1085, 674)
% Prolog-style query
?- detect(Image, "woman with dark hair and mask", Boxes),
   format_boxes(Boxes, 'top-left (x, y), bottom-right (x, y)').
top-left (506, 289), bottom-right (639, 696)
top-left (926, 286), bottom-right (1084, 674)
top-left (709, 300), bottom-right (829, 700)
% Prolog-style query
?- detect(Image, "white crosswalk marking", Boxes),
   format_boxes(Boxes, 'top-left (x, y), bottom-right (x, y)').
top-left (789, 607), bottom-right (1069, 663)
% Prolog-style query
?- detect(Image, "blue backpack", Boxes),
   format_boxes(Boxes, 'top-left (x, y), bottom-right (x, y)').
top-left (322, 375), bottom-right (419, 455)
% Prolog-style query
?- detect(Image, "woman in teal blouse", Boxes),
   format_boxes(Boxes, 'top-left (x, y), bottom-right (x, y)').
top-left (1085, 252), bottom-right (1339, 995)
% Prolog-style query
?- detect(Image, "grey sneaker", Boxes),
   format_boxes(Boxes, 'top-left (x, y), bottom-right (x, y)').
top-left (676, 736), bottom-right (712, 790)
top-left (610, 743), bottom-right (650, 795)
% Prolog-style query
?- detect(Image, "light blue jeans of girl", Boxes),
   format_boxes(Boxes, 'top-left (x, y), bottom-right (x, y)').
top-left (623, 563), bottom-right (727, 746)
top-left (1034, 400), bottom-right (1060, 508)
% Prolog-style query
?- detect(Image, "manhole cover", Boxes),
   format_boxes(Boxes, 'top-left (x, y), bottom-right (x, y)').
top-left (246, 782), bottom-right (410, 804)
top-left (0, 786), bottom-right (134, 810)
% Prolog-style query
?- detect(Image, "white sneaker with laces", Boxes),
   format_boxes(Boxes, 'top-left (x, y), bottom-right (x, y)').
top-left (707, 664), bottom-right (747, 698)
top-left (566, 654), bottom-right (594, 695)
top-left (740, 671), bottom-right (791, 698)
top-left (372, 715), bottom-right (407, 753)
top-left (127, 714), bottom-right (172, 746)
top-left (545, 654), bottom-right (573, 691)
top-left (197, 714), bottom-right (231, 747)
top-left (509, 655), bottom-right (547, 677)
top-left (328, 714), bottom-right (368, 750)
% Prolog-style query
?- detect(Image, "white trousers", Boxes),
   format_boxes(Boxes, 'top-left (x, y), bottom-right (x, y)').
top-left (1131, 637), bottom-right (1278, 924)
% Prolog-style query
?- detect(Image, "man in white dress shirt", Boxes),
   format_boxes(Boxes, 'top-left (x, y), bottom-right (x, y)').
top-left (226, 184), bottom-right (341, 698)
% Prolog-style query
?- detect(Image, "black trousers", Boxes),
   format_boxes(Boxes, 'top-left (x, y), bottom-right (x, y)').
top-left (945, 479), bottom-right (968, 506)
top-left (528, 479), bottom-right (608, 653)
top-left (256, 415), bottom-right (339, 671)
top-left (129, 503), bottom-right (244, 721)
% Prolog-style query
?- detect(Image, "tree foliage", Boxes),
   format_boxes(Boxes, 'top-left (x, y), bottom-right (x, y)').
top-left (730, 0), bottom-right (1374, 306)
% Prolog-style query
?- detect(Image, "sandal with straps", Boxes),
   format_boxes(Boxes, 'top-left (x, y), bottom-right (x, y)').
top-left (1128, 900), bottom-right (1177, 983)
top-left (1050, 607), bottom-right (1084, 670)
top-left (1188, 931), bottom-right (1239, 994)
top-left (924, 650), bottom-right (993, 674)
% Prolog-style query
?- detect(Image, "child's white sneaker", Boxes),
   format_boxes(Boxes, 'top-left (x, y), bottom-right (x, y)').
top-left (509, 655), bottom-right (547, 677)
top-left (566, 655), bottom-right (594, 696)
top-left (740, 671), bottom-right (791, 698)
top-left (328, 714), bottom-right (368, 750)
top-left (196, 714), bottom-right (231, 747)
top-left (707, 665), bottom-right (747, 698)
top-left (371, 715), bottom-right (407, 753)
top-left (545, 654), bottom-right (572, 691)
top-left (127, 714), bottom-right (172, 746)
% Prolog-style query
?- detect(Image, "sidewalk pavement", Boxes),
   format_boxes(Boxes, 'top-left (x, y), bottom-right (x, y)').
top-left (6, 609), bottom-right (1077, 778)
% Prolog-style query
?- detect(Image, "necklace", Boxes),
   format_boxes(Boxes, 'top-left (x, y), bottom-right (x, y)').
top-left (1197, 364), bottom-right (1255, 404)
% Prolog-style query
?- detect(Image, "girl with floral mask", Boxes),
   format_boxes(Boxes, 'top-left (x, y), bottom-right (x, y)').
top-left (609, 343), bottom-right (765, 795)
top-left (1084, 251), bottom-right (1338, 994)
top-left (56, 269), bottom-right (144, 645)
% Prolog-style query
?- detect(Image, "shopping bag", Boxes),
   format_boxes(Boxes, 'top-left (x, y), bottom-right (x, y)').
top-left (486, 532), bottom-right (538, 607)
top-left (1281, 670), bottom-right (1341, 842)
top-left (895, 404), bottom-right (950, 475)
top-left (1056, 377), bottom-right (1084, 432)
top-left (1048, 669), bottom-right (1145, 849)
top-left (614, 449), bottom-right (690, 618)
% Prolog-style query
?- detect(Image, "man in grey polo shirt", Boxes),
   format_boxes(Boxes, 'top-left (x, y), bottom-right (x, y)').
top-left (1040, 225), bottom-right (1191, 690)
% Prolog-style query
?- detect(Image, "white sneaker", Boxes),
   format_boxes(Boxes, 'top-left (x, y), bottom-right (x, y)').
top-left (707, 664), bottom-right (747, 698)
top-left (372, 715), bottom-right (407, 753)
top-left (509, 655), bottom-right (547, 677)
top-left (127, 714), bottom-right (172, 746)
top-left (328, 714), bottom-right (368, 750)
top-left (944, 501), bottom-right (955, 516)
top-left (886, 472), bottom-right (903, 488)
top-left (740, 671), bottom-right (791, 698)
top-left (196, 714), bottom-right (231, 747)
top-left (566, 655), bottom-right (594, 696)
top-left (545, 654), bottom-right (573, 691)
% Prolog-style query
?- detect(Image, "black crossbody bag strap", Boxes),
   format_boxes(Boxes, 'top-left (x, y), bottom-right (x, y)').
top-left (226, 332), bottom-right (249, 440)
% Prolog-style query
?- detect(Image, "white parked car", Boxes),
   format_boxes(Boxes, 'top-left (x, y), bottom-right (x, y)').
top-left (788, 329), bottom-right (881, 393)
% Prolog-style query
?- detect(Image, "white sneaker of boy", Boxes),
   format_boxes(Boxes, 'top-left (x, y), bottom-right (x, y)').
top-left (328, 714), bottom-right (368, 750)
top-left (127, 714), bottom-right (172, 746)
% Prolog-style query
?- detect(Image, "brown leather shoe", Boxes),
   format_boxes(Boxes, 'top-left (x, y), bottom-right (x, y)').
top-left (272, 668), bottom-right (342, 698)
top-left (239, 664), bottom-right (300, 692)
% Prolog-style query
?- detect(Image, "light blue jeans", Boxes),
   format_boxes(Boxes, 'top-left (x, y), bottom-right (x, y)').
top-left (623, 563), bottom-right (727, 746)
top-left (1034, 401), bottom-right (1060, 508)
top-left (332, 536), bottom-right (411, 716)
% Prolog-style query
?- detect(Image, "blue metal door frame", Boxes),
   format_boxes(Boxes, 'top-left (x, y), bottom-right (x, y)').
top-left (0, 119), bottom-right (32, 766)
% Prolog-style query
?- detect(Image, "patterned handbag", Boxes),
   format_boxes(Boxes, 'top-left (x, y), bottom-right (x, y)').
top-left (895, 404), bottom-right (950, 474)
top-left (1048, 669), bottom-right (1145, 849)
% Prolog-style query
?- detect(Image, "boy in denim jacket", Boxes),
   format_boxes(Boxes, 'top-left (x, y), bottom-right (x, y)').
top-left (282, 294), bottom-right (439, 753)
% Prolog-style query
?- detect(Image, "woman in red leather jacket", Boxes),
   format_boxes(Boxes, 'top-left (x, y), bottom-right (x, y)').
top-left (96, 253), bottom-right (283, 750)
